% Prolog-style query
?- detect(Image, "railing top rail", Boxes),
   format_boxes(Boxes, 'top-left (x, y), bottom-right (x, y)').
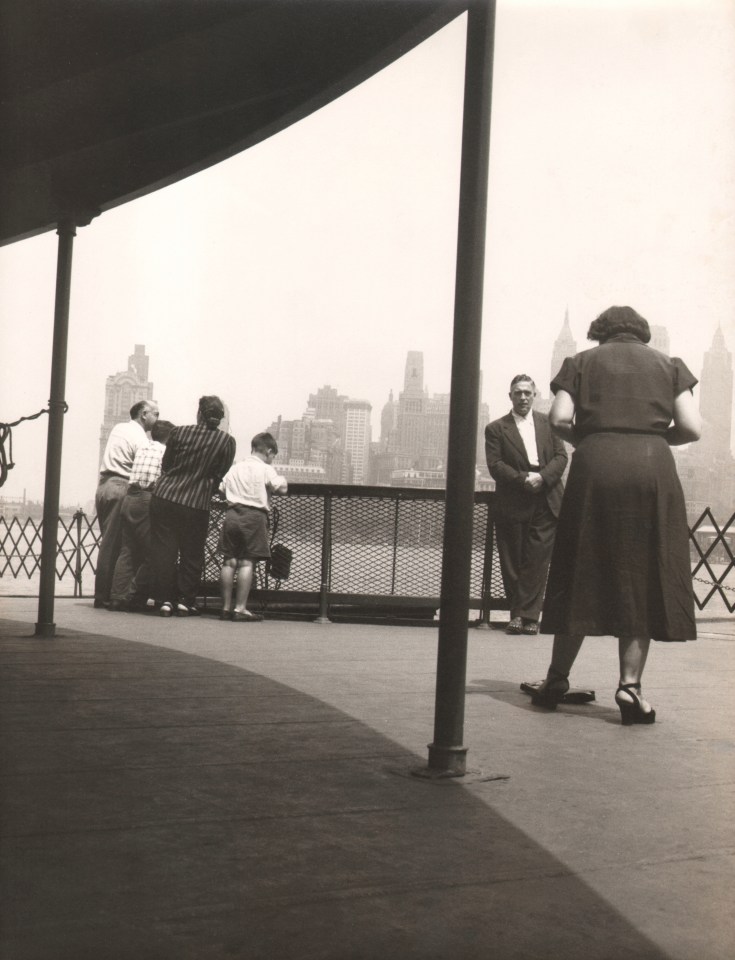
top-left (262, 483), bottom-right (494, 504)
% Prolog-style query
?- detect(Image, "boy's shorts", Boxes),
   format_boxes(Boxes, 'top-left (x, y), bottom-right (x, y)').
top-left (219, 504), bottom-right (271, 561)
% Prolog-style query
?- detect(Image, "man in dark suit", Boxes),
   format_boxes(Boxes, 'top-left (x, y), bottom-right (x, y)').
top-left (485, 374), bottom-right (568, 634)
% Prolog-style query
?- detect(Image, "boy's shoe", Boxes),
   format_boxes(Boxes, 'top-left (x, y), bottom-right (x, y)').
top-left (219, 609), bottom-right (233, 621)
top-left (176, 603), bottom-right (200, 617)
top-left (232, 611), bottom-right (264, 623)
top-left (505, 617), bottom-right (523, 634)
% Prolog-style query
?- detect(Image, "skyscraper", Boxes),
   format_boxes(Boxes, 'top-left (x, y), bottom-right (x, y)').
top-left (268, 396), bottom-right (345, 484)
top-left (307, 385), bottom-right (348, 437)
top-left (699, 326), bottom-right (733, 456)
top-left (534, 311), bottom-right (578, 415)
top-left (379, 390), bottom-right (398, 452)
top-left (98, 345), bottom-right (154, 466)
top-left (550, 309), bottom-right (577, 385)
top-left (671, 325), bottom-right (735, 521)
top-left (403, 351), bottom-right (424, 395)
top-left (343, 400), bottom-right (372, 483)
top-left (649, 325), bottom-right (670, 355)
top-left (397, 351), bottom-right (428, 462)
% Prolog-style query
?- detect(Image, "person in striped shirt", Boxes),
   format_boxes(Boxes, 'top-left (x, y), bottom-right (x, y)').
top-left (150, 396), bottom-right (236, 617)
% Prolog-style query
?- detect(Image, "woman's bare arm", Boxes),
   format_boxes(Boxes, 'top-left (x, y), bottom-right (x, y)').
top-left (666, 390), bottom-right (702, 445)
top-left (549, 390), bottom-right (579, 445)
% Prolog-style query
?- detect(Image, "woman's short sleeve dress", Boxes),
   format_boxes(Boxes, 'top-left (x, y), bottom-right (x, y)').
top-left (540, 336), bottom-right (698, 641)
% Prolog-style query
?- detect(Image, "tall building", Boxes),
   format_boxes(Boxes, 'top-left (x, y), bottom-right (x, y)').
top-left (672, 326), bottom-right (735, 521)
top-left (550, 309), bottom-right (577, 385)
top-left (307, 385), bottom-right (348, 438)
top-left (271, 352), bottom-right (490, 489)
top-left (535, 311), bottom-right (578, 415)
top-left (422, 393), bottom-right (450, 468)
top-left (98, 345), bottom-right (154, 465)
top-left (650, 325), bottom-right (670, 355)
top-left (270, 384), bottom-right (356, 484)
top-left (269, 413), bottom-right (344, 484)
top-left (343, 399), bottom-right (372, 484)
top-left (379, 390), bottom-right (398, 452)
top-left (397, 351), bottom-right (429, 463)
top-left (373, 351), bottom-right (489, 486)
top-left (699, 326), bottom-right (733, 457)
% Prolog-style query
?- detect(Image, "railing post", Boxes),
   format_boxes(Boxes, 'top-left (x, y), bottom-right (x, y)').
top-left (73, 508), bottom-right (84, 598)
top-left (390, 499), bottom-right (400, 595)
top-left (476, 498), bottom-right (494, 629)
top-left (315, 491), bottom-right (332, 623)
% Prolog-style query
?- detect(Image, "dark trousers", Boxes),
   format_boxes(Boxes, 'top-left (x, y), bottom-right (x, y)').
top-left (149, 496), bottom-right (209, 606)
top-left (110, 488), bottom-right (153, 603)
top-left (495, 498), bottom-right (558, 621)
top-left (94, 475), bottom-right (129, 602)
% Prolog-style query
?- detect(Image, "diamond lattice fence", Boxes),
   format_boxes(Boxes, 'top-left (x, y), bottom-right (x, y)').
top-left (0, 513), bottom-right (97, 584)
top-left (689, 508), bottom-right (735, 613)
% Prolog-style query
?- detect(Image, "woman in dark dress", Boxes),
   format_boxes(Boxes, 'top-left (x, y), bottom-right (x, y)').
top-left (528, 306), bottom-right (701, 724)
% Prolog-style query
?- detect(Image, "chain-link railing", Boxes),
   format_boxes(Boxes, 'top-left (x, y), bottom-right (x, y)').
top-left (202, 486), bottom-right (503, 622)
top-left (2, 491), bottom-right (734, 618)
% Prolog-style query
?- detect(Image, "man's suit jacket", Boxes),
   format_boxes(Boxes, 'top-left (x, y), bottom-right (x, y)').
top-left (484, 411), bottom-right (567, 521)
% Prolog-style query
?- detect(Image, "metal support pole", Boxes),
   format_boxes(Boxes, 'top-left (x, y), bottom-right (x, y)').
top-left (422, 0), bottom-right (496, 776)
top-left (35, 221), bottom-right (77, 637)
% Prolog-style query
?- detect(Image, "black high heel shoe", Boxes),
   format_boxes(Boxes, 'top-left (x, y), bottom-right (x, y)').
top-left (615, 683), bottom-right (656, 725)
top-left (530, 668), bottom-right (570, 710)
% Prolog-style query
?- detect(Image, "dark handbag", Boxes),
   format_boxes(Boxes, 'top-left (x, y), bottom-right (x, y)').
top-left (268, 543), bottom-right (292, 580)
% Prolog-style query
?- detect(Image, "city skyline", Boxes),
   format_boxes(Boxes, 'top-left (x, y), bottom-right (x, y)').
top-left (1, 1), bottom-right (733, 505)
top-left (2, 314), bottom-right (734, 512)
top-left (124, 322), bottom-right (735, 487)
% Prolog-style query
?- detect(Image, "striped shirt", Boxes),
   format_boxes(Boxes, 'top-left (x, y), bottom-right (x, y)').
top-left (153, 424), bottom-right (236, 511)
top-left (128, 441), bottom-right (165, 489)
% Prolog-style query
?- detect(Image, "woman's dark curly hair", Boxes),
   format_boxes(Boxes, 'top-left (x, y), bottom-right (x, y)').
top-left (197, 395), bottom-right (225, 430)
top-left (587, 305), bottom-right (651, 344)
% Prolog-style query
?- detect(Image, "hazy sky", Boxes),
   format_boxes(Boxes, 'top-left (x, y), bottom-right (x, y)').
top-left (1, 0), bottom-right (734, 506)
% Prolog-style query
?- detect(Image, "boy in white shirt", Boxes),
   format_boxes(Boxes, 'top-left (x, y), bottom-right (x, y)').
top-left (218, 432), bottom-right (288, 622)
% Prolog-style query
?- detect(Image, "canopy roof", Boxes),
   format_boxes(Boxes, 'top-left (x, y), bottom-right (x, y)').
top-left (0, 0), bottom-right (468, 245)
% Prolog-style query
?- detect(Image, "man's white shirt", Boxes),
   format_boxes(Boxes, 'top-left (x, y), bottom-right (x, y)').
top-left (100, 420), bottom-right (148, 478)
top-left (512, 411), bottom-right (540, 473)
